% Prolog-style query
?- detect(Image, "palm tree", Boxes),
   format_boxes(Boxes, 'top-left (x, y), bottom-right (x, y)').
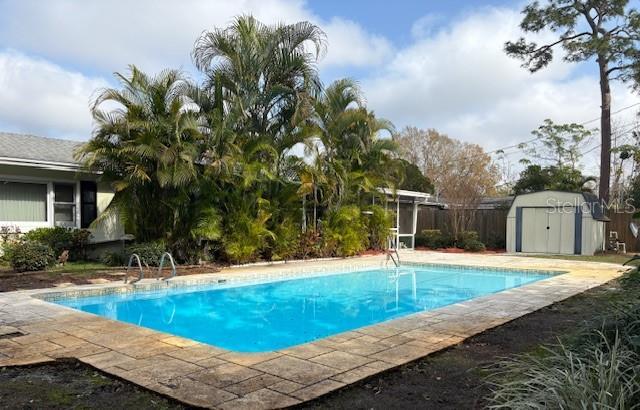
top-left (306, 79), bottom-right (399, 209)
top-left (192, 15), bottom-right (326, 171)
top-left (76, 66), bottom-right (220, 260)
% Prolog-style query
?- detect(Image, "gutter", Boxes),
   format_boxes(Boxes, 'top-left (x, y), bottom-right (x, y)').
top-left (0, 157), bottom-right (93, 173)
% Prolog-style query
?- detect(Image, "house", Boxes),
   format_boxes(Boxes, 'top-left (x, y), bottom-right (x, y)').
top-left (506, 190), bottom-right (608, 255)
top-left (0, 132), bottom-right (124, 246)
top-left (477, 196), bottom-right (514, 210)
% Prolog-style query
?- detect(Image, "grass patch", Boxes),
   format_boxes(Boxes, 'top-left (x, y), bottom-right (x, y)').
top-left (47, 261), bottom-right (113, 275)
top-left (521, 254), bottom-right (633, 265)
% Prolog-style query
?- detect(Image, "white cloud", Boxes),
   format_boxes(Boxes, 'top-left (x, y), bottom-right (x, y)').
top-left (0, 51), bottom-right (108, 140)
top-left (362, 7), bottom-right (640, 166)
top-left (321, 17), bottom-right (393, 68)
top-left (0, 0), bottom-right (387, 74)
top-left (0, 0), bottom-right (392, 140)
top-left (2, 1), bottom-right (638, 157)
top-left (410, 13), bottom-right (443, 38)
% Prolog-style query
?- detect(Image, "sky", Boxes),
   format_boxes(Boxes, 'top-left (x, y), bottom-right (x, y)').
top-left (0, 0), bottom-right (639, 174)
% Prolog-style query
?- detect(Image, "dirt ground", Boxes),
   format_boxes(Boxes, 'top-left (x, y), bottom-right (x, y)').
top-left (0, 278), bottom-right (624, 410)
top-left (0, 360), bottom-right (187, 410)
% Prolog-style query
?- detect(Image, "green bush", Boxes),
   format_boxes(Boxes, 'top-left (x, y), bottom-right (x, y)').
top-left (270, 218), bottom-right (300, 261)
top-left (456, 231), bottom-right (479, 248)
top-left (224, 210), bottom-right (274, 264)
top-left (364, 205), bottom-right (393, 250)
top-left (5, 241), bottom-right (55, 272)
top-left (23, 227), bottom-right (91, 260)
top-left (125, 242), bottom-right (166, 266)
top-left (416, 229), bottom-right (446, 249)
top-left (296, 229), bottom-right (323, 259)
top-left (485, 233), bottom-right (506, 250)
top-left (464, 239), bottom-right (486, 252)
top-left (323, 206), bottom-right (368, 257)
top-left (101, 251), bottom-right (126, 267)
top-left (488, 333), bottom-right (640, 409)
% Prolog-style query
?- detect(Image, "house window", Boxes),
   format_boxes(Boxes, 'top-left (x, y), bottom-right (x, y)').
top-left (0, 181), bottom-right (47, 222)
top-left (80, 181), bottom-right (97, 228)
top-left (54, 183), bottom-right (76, 227)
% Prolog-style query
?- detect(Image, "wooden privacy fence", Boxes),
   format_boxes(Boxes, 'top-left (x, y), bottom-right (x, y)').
top-left (606, 212), bottom-right (640, 252)
top-left (417, 207), bottom-right (640, 252)
top-left (416, 208), bottom-right (509, 247)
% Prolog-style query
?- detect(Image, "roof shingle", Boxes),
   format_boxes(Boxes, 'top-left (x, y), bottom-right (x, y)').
top-left (0, 132), bottom-right (83, 164)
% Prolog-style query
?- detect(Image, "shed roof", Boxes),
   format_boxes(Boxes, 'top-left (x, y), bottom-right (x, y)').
top-left (581, 192), bottom-right (610, 221)
top-left (0, 132), bottom-right (83, 166)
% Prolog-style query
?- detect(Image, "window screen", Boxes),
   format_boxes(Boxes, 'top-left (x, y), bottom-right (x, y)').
top-left (0, 182), bottom-right (47, 222)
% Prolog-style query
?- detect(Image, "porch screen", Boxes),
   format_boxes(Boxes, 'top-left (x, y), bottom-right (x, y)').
top-left (0, 182), bottom-right (47, 221)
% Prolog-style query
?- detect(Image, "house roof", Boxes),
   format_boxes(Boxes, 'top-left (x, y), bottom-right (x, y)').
top-left (478, 196), bottom-right (514, 210)
top-left (0, 132), bottom-right (83, 168)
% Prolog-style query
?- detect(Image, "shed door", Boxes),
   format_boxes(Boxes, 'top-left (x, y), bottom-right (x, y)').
top-left (521, 207), bottom-right (573, 254)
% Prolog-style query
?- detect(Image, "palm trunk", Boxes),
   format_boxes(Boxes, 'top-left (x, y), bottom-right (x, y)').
top-left (313, 185), bottom-right (318, 231)
top-left (598, 57), bottom-right (612, 204)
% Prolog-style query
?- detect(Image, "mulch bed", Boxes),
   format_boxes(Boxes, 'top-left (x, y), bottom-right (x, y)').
top-left (414, 247), bottom-right (506, 254)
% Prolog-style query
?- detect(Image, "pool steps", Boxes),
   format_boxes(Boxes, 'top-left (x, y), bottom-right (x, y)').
top-left (124, 252), bottom-right (177, 283)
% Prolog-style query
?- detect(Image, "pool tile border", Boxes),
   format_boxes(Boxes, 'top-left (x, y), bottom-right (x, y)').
top-left (36, 260), bottom-right (563, 303)
top-left (0, 253), bottom-right (629, 409)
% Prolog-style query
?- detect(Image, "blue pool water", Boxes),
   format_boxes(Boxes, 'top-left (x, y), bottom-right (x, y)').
top-left (54, 265), bottom-right (553, 352)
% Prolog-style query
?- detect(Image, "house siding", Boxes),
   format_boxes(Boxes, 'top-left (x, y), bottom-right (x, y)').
top-left (0, 164), bottom-right (123, 242)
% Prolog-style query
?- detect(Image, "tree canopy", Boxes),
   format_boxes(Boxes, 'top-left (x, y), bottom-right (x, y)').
top-left (512, 164), bottom-right (595, 194)
top-left (505, 0), bottom-right (640, 202)
top-left (77, 16), bottom-right (402, 263)
top-left (518, 119), bottom-right (594, 170)
top-left (398, 159), bottom-right (434, 193)
top-left (395, 127), bottom-right (499, 239)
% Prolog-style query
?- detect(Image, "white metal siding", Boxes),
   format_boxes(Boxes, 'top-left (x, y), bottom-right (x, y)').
top-left (507, 191), bottom-right (601, 256)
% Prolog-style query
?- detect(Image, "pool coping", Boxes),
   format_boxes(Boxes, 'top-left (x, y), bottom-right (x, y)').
top-left (0, 252), bottom-right (629, 409)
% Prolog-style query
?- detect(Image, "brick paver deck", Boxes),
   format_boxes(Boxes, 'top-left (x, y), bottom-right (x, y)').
top-left (0, 252), bottom-right (628, 409)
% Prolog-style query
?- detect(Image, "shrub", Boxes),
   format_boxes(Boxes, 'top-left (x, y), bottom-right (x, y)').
top-left (0, 226), bottom-right (21, 244)
top-left (416, 229), bottom-right (446, 249)
top-left (270, 218), bottom-right (300, 261)
top-left (464, 239), bottom-right (486, 252)
top-left (224, 210), bottom-right (274, 264)
top-left (296, 229), bottom-right (323, 259)
top-left (323, 206), bottom-right (368, 257)
top-left (125, 242), bottom-right (166, 266)
top-left (364, 205), bottom-right (393, 250)
top-left (456, 230), bottom-right (479, 248)
top-left (101, 251), bottom-right (126, 267)
top-left (0, 226), bottom-right (21, 263)
top-left (23, 227), bottom-right (91, 261)
top-left (488, 333), bottom-right (640, 409)
top-left (5, 241), bottom-right (55, 272)
top-left (485, 233), bottom-right (506, 250)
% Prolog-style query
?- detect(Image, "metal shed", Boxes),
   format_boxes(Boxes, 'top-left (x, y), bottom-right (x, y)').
top-left (506, 190), bottom-right (608, 255)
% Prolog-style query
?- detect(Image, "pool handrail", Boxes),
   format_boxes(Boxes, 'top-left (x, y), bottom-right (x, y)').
top-left (386, 248), bottom-right (400, 267)
top-left (157, 252), bottom-right (177, 281)
top-left (124, 253), bottom-right (144, 284)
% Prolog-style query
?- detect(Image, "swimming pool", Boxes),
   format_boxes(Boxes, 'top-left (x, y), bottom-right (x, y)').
top-left (53, 265), bottom-right (554, 352)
